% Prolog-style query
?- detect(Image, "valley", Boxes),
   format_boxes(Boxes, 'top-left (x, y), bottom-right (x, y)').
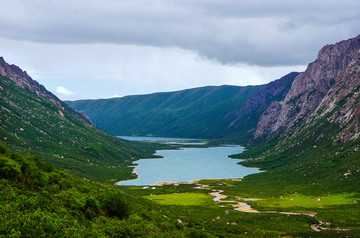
top-left (1, 34), bottom-right (360, 237)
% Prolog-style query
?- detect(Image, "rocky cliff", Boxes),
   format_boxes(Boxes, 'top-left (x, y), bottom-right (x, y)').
top-left (227, 72), bottom-right (298, 133)
top-left (0, 57), bottom-right (93, 124)
top-left (255, 35), bottom-right (360, 141)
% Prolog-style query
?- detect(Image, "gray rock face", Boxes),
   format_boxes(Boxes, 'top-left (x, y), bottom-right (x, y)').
top-left (255, 35), bottom-right (360, 140)
top-left (225, 72), bottom-right (298, 141)
top-left (228, 72), bottom-right (298, 128)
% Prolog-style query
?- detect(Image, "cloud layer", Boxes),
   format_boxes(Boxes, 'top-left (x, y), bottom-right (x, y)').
top-left (0, 0), bottom-right (359, 100)
top-left (1, 0), bottom-right (359, 66)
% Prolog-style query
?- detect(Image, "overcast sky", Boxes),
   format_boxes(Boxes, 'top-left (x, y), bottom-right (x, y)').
top-left (0, 0), bottom-right (359, 100)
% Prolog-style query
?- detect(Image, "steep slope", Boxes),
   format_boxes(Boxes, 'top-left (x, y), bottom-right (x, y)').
top-left (0, 57), bottom-right (154, 182)
top-left (227, 36), bottom-right (360, 234)
top-left (67, 85), bottom-right (263, 139)
top-left (231, 35), bottom-right (360, 194)
top-left (255, 35), bottom-right (360, 141)
top-left (226, 72), bottom-right (299, 141)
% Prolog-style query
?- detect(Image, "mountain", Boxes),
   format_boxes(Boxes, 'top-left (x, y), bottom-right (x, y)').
top-left (226, 72), bottom-right (299, 140)
top-left (0, 57), bottom-right (155, 182)
top-left (67, 85), bottom-right (261, 139)
top-left (233, 35), bottom-right (360, 194)
top-left (255, 35), bottom-right (360, 141)
top-left (66, 73), bottom-right (298, 141)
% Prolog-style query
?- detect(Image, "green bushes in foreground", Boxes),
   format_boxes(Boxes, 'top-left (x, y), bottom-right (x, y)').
top-left (0, 141), bottom-right (193, 237)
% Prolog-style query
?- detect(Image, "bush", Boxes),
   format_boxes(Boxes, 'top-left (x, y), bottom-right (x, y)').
top-left (101, 191), bottom-right (130, 219)
top-left (0, 155), bottom-right (21, 179)
top-left (84, 196), bottom-right (100, 219)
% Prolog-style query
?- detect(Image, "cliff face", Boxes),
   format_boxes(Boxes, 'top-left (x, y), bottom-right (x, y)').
top-left (255, 35), bottom-right (360, 141)
top-left (227, 72), bottom-right (298, 129)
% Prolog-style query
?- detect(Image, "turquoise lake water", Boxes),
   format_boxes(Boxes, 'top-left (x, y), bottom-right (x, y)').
top-left (117, 136), bottom-right (261, 186)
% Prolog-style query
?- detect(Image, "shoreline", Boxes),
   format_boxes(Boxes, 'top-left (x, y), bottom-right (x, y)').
top-left (115, 141), bottom-right (258, 186)
top-left (117, 177), bottom-right (243, 187)
top-left (152, 179), bottom-right (201, 186)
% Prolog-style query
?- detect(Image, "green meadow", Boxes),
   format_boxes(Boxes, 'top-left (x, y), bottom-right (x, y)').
top-left (144, 193), bottom-right (213, 206)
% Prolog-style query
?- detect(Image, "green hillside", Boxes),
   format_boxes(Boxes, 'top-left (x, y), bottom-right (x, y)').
top-left (67, 72), bottom-right (298, 142)
top-left (0, 74), bottom-right (157, 182)
top-left (67, 85), bottom-right (262, 139)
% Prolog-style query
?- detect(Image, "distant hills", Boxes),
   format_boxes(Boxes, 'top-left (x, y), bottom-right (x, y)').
top-left (67, 72), bottom-right (299, 142)
top-left (0, 57), bottom-right (155, 182)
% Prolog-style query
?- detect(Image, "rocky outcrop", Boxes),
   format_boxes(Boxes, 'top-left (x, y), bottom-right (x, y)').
top-left (0, 57), bottom-right (93, 125)
top-left (255, 35), bottom-right (360, 141)
top-left (227, 72), bottom-right (298, 129)
top-left (315, 49), bottom-right (360, 141)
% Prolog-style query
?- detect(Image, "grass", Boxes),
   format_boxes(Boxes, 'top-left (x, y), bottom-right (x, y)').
top-left (144, 192), bottom-right (213, 206)
top-left (251, 193), bottom-right (357, 209)
top-left (121, 177), bottom-right (360, 236)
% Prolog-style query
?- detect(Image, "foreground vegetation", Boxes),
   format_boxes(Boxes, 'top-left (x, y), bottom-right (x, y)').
top-left (0, 142), bottom-right (210, 237)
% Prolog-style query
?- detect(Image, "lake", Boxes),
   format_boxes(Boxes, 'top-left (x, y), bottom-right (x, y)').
top-left (117, 136), bottom-right (261, 186)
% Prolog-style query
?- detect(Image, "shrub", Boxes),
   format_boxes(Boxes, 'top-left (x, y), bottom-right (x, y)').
top-left (0, 155), bottom-right (21, 179)
top-left (101, 192), bottom-right (130, 219)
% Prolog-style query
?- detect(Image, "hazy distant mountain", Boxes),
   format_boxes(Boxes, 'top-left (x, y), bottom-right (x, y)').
top-left (67, 73), bottom-right (298, 141)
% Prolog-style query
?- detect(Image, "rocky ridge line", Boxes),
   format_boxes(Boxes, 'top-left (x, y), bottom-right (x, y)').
top-left (0, 57), bottom-right (93, 124)
top-left (255, 35), bottom-right (360, 141)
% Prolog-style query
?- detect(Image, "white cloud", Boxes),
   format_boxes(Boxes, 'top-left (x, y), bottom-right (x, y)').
top-left (56, 86), bottom-right (74, 96)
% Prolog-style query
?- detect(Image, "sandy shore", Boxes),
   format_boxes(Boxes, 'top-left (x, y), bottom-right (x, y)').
top-left (152, 180), bottom-right (201, 186)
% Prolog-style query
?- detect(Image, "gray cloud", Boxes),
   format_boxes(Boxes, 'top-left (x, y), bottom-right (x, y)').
top-left (0, 0), bottom-right (359, 66)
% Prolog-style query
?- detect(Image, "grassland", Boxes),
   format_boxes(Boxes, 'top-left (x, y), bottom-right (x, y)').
top-left (144, 193), bottom-right (213, 206)
top-left (119, 177), bottom-right (360, 237)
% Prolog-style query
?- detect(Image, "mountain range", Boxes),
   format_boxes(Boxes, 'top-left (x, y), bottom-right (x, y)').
top-left (66, 72), bottom-right (299, 142)
top-left (67, 36), bottom-right (360, 147)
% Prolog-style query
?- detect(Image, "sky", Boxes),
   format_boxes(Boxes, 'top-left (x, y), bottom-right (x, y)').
top-left (0, 0), bottom-right (359, 100)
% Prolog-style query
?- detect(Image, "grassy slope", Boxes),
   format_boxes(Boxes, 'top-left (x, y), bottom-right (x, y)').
top-left (67, 85), bottom-right (262, 139)
top-left (0, 75), bottom-right (158, 182)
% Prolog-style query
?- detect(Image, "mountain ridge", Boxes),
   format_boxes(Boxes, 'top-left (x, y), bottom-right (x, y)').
top-left (255, 35), bottom-right (360, 141)
top-left (0, 57), bottom-right (93, 124)
top-left (67, 73), bottom-right (299, 141)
